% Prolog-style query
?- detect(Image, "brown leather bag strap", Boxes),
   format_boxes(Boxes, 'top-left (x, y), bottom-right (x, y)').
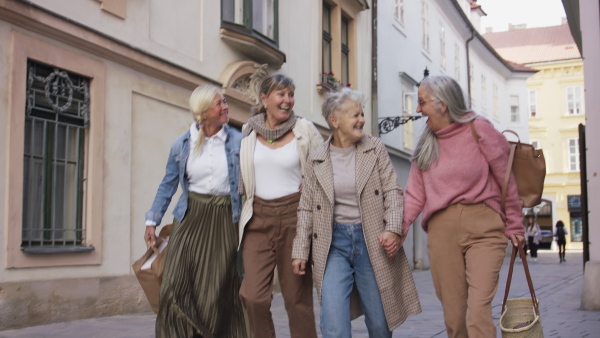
top-left (502, 240), bottom-right (540, 315)
top-left (501, 143), bottom-right (516, 213)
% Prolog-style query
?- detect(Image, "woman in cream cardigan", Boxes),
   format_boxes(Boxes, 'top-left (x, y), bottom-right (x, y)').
top-left (238, 73), bottom-right (323, 338)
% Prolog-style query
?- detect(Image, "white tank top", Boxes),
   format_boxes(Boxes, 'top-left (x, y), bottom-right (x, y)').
top-left (254, 138), bottom-right (302, 199)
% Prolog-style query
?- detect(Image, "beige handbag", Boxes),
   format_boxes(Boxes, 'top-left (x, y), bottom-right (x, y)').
top-left (499, 241), bottom-right (544, 337)
top-left (500, 130), bottom-right (546, 210)
top-left (469, 121), bottom-right (546, 210)
top-left (132, 224), bottom-right (172, 313)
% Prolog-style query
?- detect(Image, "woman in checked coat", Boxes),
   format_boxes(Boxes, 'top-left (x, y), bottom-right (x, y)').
top-left (292, 88), bottom-right (421, 337)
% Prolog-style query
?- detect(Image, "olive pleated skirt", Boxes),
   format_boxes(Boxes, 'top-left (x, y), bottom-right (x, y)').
top-left (156, 192), bottom-right (250, 338)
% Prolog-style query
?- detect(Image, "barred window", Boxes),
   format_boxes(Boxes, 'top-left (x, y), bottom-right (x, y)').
top-left (22, 60), bottom-right (90, 252)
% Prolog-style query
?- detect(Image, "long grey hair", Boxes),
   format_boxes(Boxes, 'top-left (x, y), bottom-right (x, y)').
top-left (412, 75), bottom-right (475, 171)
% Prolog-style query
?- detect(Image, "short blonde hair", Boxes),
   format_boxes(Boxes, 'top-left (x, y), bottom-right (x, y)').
top-left (189, 85), bottom-right (221, 152)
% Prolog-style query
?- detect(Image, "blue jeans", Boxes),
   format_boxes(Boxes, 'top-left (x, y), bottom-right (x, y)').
top-left (320, 223), bottom-right (391, 338)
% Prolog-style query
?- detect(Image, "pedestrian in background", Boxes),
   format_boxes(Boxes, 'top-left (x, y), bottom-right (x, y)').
top-left (555, 220), bottom-right (568, 263)
top-left (238, 73), bottom-right (322, 338)
top-left (402, 75), bottom-right (525, 338)
top-left (292, 88), bottom-right (421, 337)
top-left (525, 215), bottom-right (542, 262)
top-left (144, 85), bottom-right (249, 337)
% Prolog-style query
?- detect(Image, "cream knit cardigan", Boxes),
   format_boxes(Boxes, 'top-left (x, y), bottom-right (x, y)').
top-left (238, 118), bottom-right (323, 247)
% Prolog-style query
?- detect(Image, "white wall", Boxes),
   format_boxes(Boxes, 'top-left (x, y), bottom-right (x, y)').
top-left (581, 0), bottom-right (600, 262)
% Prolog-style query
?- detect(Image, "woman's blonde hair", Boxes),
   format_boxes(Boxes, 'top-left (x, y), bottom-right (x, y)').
top-left (189, 85), bottom-right (221, 152)
top-left (412, 75), bottom-right (475, 171)
top-left (251, 73), bottom-right (296, 115)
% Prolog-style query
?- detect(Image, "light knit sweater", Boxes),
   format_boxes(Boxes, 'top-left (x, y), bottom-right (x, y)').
top-left (403, 116), bottom-right (525, 237)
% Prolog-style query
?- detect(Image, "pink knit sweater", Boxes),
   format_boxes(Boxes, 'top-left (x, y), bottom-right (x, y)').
top-left (403, 117), bottom-right (525, 237)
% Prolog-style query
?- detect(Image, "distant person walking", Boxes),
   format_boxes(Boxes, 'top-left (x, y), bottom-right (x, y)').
top-left (555, 220), bottom-right (568, 263)
top-left (525, 216), bottom-right (542, 262)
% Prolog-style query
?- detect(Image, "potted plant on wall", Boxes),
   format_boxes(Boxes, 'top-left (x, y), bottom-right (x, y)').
top-left (318, 72), bottom-right (342, 93)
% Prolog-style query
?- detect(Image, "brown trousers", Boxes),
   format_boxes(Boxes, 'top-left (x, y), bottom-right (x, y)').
top-left (428, 203), bottom-right (507, 338)
top-left (239, 192), bottom-right (317, 338)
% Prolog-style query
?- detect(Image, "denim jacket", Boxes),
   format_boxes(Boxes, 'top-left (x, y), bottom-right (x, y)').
top-left (145, 124), bottom-right (242, 224)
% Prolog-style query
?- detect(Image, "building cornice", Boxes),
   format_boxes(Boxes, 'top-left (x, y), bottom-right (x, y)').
top-left (0, 0), bottom-right (218, 90)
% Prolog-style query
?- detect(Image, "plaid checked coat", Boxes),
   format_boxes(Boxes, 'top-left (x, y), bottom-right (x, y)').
top-left (292, 135), bottom-right (421, 330)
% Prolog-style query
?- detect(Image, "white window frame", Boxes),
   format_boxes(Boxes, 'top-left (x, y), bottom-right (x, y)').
top-left (440, 25), bottom-right (446, 68)
top-left (510, 95), bottom-right (520, 123)
top-left (566, 86), bottom-right (583, 115)
top-left (493, 84), bottom-right (499, 117)
top-left (394, 0), bottom-right (404, 25)
top-left (568, 138), bottom-right (580, 172)
top-left (529, 90), bottom-right (538, 118)
top-left (422, 2), bottom-right (429, 51)
top-left (531, 140), bottom-right (539, 149)
top-left (403, 92), bottom-right (416, 150)
top-left (481, 75), bottom-right (486, 114)
top-left (469, 64), bottom-right (475, 107)
top-left (454, 43), bottom-right (460, 82)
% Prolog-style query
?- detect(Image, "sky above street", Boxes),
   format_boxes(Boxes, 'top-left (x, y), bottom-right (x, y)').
top-left (477, 0), bottom-right (567, 33)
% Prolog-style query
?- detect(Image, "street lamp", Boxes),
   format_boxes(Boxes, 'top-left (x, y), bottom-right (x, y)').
top-left (378, 115), bottom-right (422, 134)
top-left (377, 67), bottom-right (429, 135)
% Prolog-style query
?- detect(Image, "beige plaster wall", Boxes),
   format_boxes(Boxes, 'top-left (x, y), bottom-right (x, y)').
top-left (0, 275), bottom-right (150, 330)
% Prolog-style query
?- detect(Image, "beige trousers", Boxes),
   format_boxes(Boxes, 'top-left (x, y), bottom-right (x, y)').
top-left (239, 192), bottom-right (317, 338)
top-left (427, 203), bottom-right (507, 338)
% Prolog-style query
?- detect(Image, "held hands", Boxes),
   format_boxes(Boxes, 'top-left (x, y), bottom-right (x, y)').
top-left (292, 259), bottom-right (307, 275)
top-left (378, 231), bottom-right (402, 258)
top-left (509, 234), bottom-right (525, 247)
top-left (144, 226), bottom-right (157, 247)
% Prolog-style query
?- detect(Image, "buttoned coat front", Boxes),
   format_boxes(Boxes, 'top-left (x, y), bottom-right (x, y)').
top-left (292, 135), bottom-right (421, 331)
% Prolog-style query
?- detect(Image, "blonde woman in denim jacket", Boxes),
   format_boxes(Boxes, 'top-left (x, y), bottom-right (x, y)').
top-left (144, 85), bottom-right (248, 338)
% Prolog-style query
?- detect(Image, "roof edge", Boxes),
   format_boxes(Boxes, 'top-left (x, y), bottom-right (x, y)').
top-left (449, 0), bottom-right (527, 74)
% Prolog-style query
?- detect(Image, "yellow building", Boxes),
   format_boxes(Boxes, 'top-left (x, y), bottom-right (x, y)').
top-left (484, 23), bottom-right (584, 250)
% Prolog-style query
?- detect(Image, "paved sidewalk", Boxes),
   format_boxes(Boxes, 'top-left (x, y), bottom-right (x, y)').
top-left (1, 251), bottom-right (598, 337)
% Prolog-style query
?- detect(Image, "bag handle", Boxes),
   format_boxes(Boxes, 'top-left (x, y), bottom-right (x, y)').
top-left (500, 143), bottom-right (516, 213)
top-left (469, 122), bottom-right (514, 213)
top-left (502, 129), bottom-right (521, 144)
top-left (502, 240), bottom-right (540, 316)
top-left (145, 240), bottom-right (161, 255)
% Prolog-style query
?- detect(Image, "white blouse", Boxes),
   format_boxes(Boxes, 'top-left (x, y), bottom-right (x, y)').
top-left (187, 123), bottom-right (230, 196)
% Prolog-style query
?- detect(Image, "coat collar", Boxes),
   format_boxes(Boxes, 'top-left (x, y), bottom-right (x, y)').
top-left (311, 134), bottom-right (376, 205)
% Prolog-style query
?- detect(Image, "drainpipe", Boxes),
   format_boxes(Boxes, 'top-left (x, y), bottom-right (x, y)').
top-left (465, 28), bottom-right (475, 106)
top-left (371, 0), bottom-right (378, 136)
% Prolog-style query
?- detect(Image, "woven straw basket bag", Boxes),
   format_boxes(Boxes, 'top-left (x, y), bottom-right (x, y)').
top-left (499, 241), bottom-right (544, 338)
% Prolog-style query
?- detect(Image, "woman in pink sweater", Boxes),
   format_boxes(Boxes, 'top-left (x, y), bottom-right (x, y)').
top-left (402, 75), bottom-right (525, 337)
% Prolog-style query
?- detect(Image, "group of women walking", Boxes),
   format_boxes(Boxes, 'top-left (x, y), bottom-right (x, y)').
top-left (144, 73), bottom-right (525, 338)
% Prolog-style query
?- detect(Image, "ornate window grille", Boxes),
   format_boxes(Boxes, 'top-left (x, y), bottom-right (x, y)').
top-left (22, 60), bottom-right (90, 252)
